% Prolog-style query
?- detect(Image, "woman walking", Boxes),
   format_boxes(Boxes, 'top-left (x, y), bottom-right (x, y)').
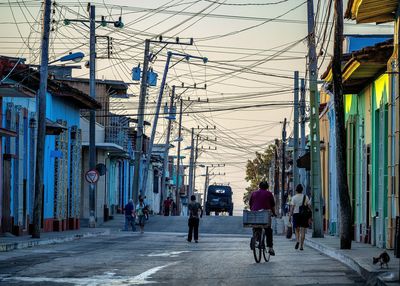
top-left (289, 184), bottom-right (311, 250)
top-left (136, 198), bottom-right (146, 234)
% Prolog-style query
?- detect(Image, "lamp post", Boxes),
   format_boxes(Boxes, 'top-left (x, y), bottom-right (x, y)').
top-left (31, 48), bottom-right (85, 238)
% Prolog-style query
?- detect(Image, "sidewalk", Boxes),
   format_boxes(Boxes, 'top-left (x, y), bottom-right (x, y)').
top-left (0, 227), bottom-right (111, 252)
top-left (305, 233), bottom-right (400, 286)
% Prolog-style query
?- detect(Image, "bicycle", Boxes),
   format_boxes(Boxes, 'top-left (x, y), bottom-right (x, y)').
top-left (251, 226), bottom-right (270, 263)
top-left (243, 210), bottom-right (272, 263)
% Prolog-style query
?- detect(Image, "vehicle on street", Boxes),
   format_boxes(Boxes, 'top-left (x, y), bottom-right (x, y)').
top-left (205, 185), bottom-right (234, 216)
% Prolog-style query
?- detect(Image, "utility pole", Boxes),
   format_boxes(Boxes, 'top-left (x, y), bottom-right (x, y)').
top-left (192, 133), bottom-right (200, 195)
top-left (333, 0), bottom-right (352, 249)
top-left (175, 97), bottom-right (183, 214)
top-left (161, 86), bottom-right (175, 205)
top-left (188, 128), bottom-right (195, 199)
top-left (203, 165), bottom-right (209, 207)
top-left (63, 8), bottom-right (123, 226)
top-left (307, 0), bottom-right (324, 238)
top-left (300, 79), bottom-right (306, 155)
top-left (293, 71), bottom-right (300, 191)
top-left (140, 51), bottom-right (205, 198)
top-left (32, 0), bottom-right (51, 238)
top-left (300, 78), bottom-right (307, 189)
top-left (88, 4), bottom-right (96, 228)
top-left (274, 139), bottom-right (280, 212)
top-left (281, 118), bottom-right (287, 216)
top-left (133, 39), bottom-right (150, 204)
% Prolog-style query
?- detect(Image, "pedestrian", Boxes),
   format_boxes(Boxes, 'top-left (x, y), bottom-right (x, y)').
top-left (171, 199), bottom-right (177, 216)
top-left (163, 197), bottom-right (171, 216)
top-left (187, 195), bottom-right (203, 243)
top-left (136, 198), bottom-right (146, 234)
top-left (123, 199), bottom-right (136, 232)
top-left (143, 196), bottom-right (149, 220)
top-left (289, 184), bottom-right (311, 251)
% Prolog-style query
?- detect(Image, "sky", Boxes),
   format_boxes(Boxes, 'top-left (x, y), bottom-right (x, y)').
top-left (0, 0), bottom-right (394, 213)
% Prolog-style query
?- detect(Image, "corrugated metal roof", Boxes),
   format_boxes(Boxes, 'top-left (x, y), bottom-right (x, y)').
top-left (345, 0), bottom-right (398, 23)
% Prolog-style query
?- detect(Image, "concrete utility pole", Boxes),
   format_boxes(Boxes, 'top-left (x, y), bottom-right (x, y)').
top-left (188, 128), bottom-right (195, 198)
top-left (307, 0), bottom-right (324, 238)
top-left (88, 4), bottom-right (96, 228)
top-left (192, 133), bottom-right (200, 194)
top-left (274, 139), bottom-right (280, 212)
top-left (175, 97), bottom-right (183, 212)
top-left (300, 78), bottom-right (307, 189)
top-left (141, 52), bottom-right (173, 196)
top-left (32, 0), bottom-right (51, 238)
top-left (161, 86), bottom-right (175, 205)
top-left (300, 79), bottom-right (306, 155)
top-left (133, 39), bottom-right (150, 204)
top-left (333, 0), bottom-right (352, 249)
top-left (293, 71), bottom-right (300, 191)
top-left (281, 118), bottom-right (287, 215)
top-left (203, 165), bottom-right (209, 207)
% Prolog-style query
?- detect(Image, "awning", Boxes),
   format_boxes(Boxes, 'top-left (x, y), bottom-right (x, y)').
top-left (0, 127), bottom-right (17, 137)
top-left (345, 0), bottom-right (398, 23)
top-left (297, 152), bottom-right (310, 171)
top-left (46, 119), bottom-right (67, 135)
top-left (322, 39), bottom-right (393, 94)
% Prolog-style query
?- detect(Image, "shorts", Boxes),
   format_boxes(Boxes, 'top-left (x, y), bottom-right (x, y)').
top-left (293, 213), bottom-right (308, 228)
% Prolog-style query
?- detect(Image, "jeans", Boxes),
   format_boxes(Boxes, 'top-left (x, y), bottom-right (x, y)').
top-left (253, 227), bottom-right (273, 248)
top-left (188, 217), bottom-right (199, 241)
top-left (124, 215), bottom-right (136, 231)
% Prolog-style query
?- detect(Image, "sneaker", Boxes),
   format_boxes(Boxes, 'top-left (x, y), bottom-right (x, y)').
top-left (295, 242), bottom-right (299, 249)
top-left (187, 239), bottom-right (191, 243)
top-left (195, 240), bottom-right (198, 243)
top-left (268, 248), bottom-right (275, 256)
top-left (300, 246), bottom-right (304, 251)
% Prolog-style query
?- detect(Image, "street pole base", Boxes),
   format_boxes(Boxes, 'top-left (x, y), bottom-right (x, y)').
top-left (89, 215), bottom-right (96, 228)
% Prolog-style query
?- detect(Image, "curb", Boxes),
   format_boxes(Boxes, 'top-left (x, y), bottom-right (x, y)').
top-left (304, 237), bottom-right (388, 286)
top-left (0, 229), bottom-right (111, 252)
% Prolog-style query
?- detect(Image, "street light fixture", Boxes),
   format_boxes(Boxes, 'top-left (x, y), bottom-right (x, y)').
top-left (49, 52), bottom-right (85, 64)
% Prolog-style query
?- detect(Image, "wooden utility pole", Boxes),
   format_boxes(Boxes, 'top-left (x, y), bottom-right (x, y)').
top-left (32, 0), bottom-right (51, 238)
top-left (332, 0), bottom-right (352, 249)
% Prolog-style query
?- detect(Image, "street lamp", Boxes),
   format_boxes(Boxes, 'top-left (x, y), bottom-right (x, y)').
top-left (32, 51), bottom-right (85, 238)
top-left (49, 52), bottom-right (85, 65)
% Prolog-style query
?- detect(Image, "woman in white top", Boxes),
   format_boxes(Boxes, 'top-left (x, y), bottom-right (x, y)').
top-left (289, 184), bottom-right (311, 251)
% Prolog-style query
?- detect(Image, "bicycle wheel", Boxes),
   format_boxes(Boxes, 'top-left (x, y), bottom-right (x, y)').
top-left (252, 229), bottom-right (262, 263)
top-left (262, 230), bottom-right (270, 262)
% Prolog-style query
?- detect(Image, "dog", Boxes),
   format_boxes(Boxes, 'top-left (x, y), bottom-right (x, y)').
top-left (373, 251), bottom-right (390, 269)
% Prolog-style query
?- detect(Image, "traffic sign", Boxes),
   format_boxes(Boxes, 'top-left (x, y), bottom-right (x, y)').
top-left (85, 169), bottom-right (100, 184)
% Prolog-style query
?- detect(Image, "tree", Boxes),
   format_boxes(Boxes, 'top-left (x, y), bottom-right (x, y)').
top-left (332, 0), bottom-right (352, 249)
top-left (243, 144), bottom-right (276, 208)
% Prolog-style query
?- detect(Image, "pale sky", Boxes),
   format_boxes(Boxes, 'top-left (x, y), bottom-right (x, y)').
top-left (0, 0), bottom-right (393, 213)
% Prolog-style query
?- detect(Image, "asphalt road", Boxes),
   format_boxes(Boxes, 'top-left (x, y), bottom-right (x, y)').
top-left (0, 215), bottom-right (365, 286)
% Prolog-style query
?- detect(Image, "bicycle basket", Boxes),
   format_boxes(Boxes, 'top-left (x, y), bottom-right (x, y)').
top-left (243, 210), bottom-right (271, 227)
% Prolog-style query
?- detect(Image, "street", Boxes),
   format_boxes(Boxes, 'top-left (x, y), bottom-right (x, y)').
top-left (0, 215), bottom-right (365, 286)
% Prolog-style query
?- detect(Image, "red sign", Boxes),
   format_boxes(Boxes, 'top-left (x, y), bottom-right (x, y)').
top-left (85, 169), bottom-right (100, 184)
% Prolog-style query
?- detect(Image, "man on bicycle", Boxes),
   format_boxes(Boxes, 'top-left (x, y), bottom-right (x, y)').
top-left (249, 181), bottom-right (276, 256)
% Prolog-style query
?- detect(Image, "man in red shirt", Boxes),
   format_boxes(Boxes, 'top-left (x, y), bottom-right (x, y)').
top-left (249, 181), bottom-right (276, 255)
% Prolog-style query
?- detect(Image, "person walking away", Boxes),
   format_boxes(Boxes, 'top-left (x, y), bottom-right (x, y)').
top-left (143, 196), bottom-right (149, 220)
top-left (249, 181), bottom-right (276, 256)
top-left (187, 195), bottom-right (203, 243)
top-left (136, 198), bottom-right (146, 234)
top-left (124, 199), bottom-right (136, 231)
top-left (289, 184), bottom-right (311, 250)
top-left (163, 197), bottom-right (171, 216)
